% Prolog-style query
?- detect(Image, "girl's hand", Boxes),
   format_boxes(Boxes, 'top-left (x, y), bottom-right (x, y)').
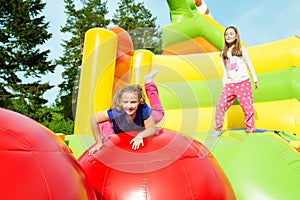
top-left (254, 82), bottom-right (258, 90)
top-left (88, 142), bottom-right (102, 155)
top-left (130, 136), bottom-right (144, 150)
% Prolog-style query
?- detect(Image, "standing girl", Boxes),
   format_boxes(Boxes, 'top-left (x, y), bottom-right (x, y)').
top-left (89, 70), bottom-right (164, 154)
top-left (211, 26), bottom-right (258, 138)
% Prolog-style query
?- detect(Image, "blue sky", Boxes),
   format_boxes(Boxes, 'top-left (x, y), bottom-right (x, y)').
top-left (42, 0), bottom-right (300, 104)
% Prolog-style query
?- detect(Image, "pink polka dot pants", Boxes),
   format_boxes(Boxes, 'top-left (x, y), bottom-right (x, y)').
top-left (215, 79), bottom-right (255, 133)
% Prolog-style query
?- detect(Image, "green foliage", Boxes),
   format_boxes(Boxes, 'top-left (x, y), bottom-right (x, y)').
top-left (112, 0), bottom-right (162, 53)
top-left (7, 82), bottom-right (53, 120)
top-left (41, 105), bottom-right (74, 135)
top-left (0, 0), bottom-right (55, 121)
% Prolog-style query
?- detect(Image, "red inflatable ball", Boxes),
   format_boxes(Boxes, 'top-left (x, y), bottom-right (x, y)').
top-left (0, 108), bottom-right (96, 200)
top-left (79, 128), bottom-right (236, 199)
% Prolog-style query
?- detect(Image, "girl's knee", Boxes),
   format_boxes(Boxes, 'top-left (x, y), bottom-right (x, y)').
top-left (152, 110), bottom-right (164, 124)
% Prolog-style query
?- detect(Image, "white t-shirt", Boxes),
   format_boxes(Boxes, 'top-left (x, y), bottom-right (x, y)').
top-left (221, 46), bottom-right (258, 84)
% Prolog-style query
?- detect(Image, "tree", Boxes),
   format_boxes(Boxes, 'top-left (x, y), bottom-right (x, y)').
top-left (0, 0), bottom-right (55, 121)
top-left (112, 0), bottom-right (162, 54)
top-left (56, 0), bottom-right (110, 121)
top-left (41, 104), bottom-right (74, 135)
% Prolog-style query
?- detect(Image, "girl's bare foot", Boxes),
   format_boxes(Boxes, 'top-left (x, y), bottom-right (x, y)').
top-left (144, 70), bottom-right (158, 84)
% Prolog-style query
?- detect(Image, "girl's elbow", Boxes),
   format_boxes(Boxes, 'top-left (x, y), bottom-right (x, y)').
top-left (151, 125), bottom-right (157, 134)
top-left (153, 125), bottom-right (157, 131)
top-left (91, 115), bottom-right (98, 124)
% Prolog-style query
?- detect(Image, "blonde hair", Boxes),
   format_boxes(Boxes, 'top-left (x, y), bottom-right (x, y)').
top-left (222, 26), bottom-right (242, 61)
top-left (110, 85), bottom-right (146, 111)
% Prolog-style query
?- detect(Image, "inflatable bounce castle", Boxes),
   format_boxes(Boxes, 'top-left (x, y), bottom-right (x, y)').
top-left (71, 0), bottom-right (300, 199)
top-left (1, 0), bottom-right (300, 199)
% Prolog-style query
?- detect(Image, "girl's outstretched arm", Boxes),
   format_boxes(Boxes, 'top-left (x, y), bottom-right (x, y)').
top-left (88, 111), bottom-right (109, 155)
top-left (130, 115), bottom-right (157, 150)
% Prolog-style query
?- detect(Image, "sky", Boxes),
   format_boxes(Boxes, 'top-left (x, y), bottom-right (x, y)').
top-left (42, 0), bottom-right (300, 104)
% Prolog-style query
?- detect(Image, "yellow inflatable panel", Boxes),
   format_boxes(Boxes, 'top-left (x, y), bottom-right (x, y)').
top-left (74, 28), bottom-right (117, 134)
top-left (246, 36), bottom-right (300, 73)
top-left (227, 99), bottom-right (300, 134)
top-left (131, 50), bottom-right (153, 85)
top-left (152, 53), bottom-right (222, 82)
top-left (157, 107), bottom-right (215, 133)
top-left (159, 99), bottom-right (300, 135)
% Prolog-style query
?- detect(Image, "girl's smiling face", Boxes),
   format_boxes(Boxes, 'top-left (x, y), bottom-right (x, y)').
top-left (224, 28), bottom-right (237, 44)
top-left (121, 92), bottom-right (139, 118)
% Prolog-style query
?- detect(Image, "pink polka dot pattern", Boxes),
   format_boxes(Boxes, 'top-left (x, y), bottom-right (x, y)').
top-left (215, 79), bottom-right (255, 133)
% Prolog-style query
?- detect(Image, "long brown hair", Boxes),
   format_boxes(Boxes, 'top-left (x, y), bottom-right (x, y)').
top-left (222, 26), bottom-right (242, 61)
top-left (110, 84), bottom-right (146, 111)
